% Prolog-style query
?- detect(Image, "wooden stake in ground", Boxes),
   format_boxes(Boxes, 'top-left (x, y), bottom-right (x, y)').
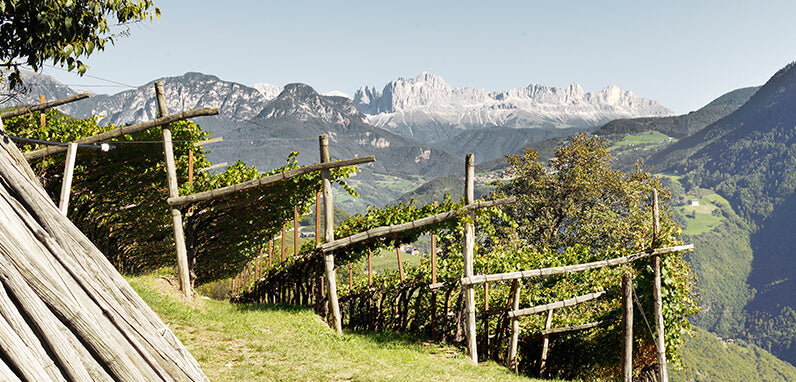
top-left (463, 153), bottom-right (478, 364)
top-left (57, 142), bottom-right (77, 216)
top-left (651, 189), bottom-right (668, 381)
top-left (39, 95), bottom-right (46, 127)
top-left (294, 206), bottom-right (299, 258)
top-left (539, 309), bottom-right (554, 375)
top-left (155, 82), bottom-right (192, 299)
top-left (622, 272), bottom-right (634, 382)
top-left (509, 280), bottom-right (521, 373)
top-left (320, 135), bottom-right (342, 334)
top-left (315, 190), bottom-right (321, 246)
top-left (431, 233), bottom-right (438, 338)
top-left (281, 221), bottom-right (286, 262)
top-left (483, 281), bottom-right (490, 359)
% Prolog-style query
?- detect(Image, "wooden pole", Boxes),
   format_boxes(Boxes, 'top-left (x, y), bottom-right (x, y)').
top-left (187, 150), bottom-right (194, 184)
top-left (58, 142), bottom-right (78, 216)
top-left (294, 206), bottom-right (299, 258)
top-left (396, 246), bottom-right (405, 282)
top-left (622, 272), bottom-right (634, 382)
top-left (39, 95), bottom-right (46, 127)
top-left (539, 309), bottom-right (554, 376)
top-left (483, 281), bottom-right (490, 359)
top-left (1, 93), bottom-right (90, 119)
top-left (651, 189), bottom-right (668, 381)
top-left (268, 240), bottom-right (273, 267)
top-left (320, 135), bottom-right (342, 334)
top-left (155, 82), bottom-right (192, 299)
top-left (509, 280), bottom-right (521, 373)
top-left (349, 263), bottom-right (354, 291)
top-left (431, 232), bottom-right (438, 338)
top-left (367, 248), bottom-right (373, 287)
top-left (281, 222), bottom-right (286, 262)
top-left (25, 107), bottom-right (218, 160)
top-left (315, 190), bottom-right (321, 246)
top-left (463, 153), bottom-right (478, 364)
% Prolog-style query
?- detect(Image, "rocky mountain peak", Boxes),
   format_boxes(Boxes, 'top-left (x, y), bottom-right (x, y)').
top-left (258, 83), bottom-right (366, 124)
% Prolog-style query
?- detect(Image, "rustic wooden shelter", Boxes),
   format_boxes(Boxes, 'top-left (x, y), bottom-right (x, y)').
top-left (0, 122), bottom-right (208, 380)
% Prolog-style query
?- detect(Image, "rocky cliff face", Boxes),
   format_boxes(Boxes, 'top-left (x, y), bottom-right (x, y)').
top-left (354, 72), bottom-right (673, 143)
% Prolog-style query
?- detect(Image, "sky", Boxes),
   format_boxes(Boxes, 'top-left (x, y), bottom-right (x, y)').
top-left (40, 0), bottom-right (796, 114)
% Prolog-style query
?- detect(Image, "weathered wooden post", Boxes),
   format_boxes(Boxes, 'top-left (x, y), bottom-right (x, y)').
top-left (155, 82), bottom-right (192, 298)
top-left (294, 206), bottom-right (299, 258)
top-left (58, 142), bottom-right (78, 216)
top-left (320, 134), bottom-right (342, 334)
top-left (279, 221), bottom-right (286, 262)
top-left (483, 280), bottom-right (490, 359)
top-left (622, 272), bottom-right (634, 382)
top-left (651, 189), bottom-right (668, 381)
top-left (268, 240), bottom-right (273, 267)
top-left (430, 232), bottom-right (438, 338)
top-left (509, 280), bottom-right (521, 373)
top-left (539, 308), bottom-right (554, 375)
top-left (39, 95), bottom-right (46, 127)
top-left (463, 153), bottom-right (478, 364)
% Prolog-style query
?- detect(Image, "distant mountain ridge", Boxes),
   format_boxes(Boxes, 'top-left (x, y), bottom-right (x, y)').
top-left (354, 72), bottom-right (673, 143)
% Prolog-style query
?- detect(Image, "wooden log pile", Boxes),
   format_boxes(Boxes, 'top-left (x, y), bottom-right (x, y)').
top-left (0, 128), bottom-right (208, 381)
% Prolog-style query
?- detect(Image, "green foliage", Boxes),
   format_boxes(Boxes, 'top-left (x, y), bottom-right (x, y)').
top-left (0, 0), bottom-right (160, 88)
top-left (673, 326), bottom-right (796, 382)
top-left (3, 111), bottom-right (357, 284)
top-left (488, 133), bottom-right (698, 378)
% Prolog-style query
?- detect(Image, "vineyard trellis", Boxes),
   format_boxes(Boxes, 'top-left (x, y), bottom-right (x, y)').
top-left (234, 147), bottom-right (694, 379)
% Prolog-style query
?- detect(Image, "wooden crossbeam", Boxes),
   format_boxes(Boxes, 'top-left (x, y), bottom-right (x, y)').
top-left (509, 290), bottom-right (616, 318)
top-left (319, 197), bottom-right (516, 253)
top-left (167, 155), bottom-right (375, 206)
top-left (541, 320), bottom-right (608, 335)
top-left (1, 93), bottom-right (90, 119)
top-left (461, 244), bottom-right (694, 286)
top-left (24, 107), bottom-right (220, 160)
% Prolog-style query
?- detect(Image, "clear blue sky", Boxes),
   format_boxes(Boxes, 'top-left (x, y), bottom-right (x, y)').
top-left (41, 0), bottom-right (796, 114)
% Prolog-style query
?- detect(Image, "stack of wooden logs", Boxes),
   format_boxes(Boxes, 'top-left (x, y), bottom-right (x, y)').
top-left (0, 126), bottom-right (208, 381)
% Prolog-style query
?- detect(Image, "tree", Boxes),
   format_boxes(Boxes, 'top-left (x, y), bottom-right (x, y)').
top-left (0, 0), bottom-right (159, 89)
top-left (487, 133), bottom-right (698, 378)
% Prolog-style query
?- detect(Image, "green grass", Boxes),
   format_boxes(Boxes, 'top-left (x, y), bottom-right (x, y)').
top-left (672, 326), bottom-right (796, 382)
top-left (609, 131), bottom-right (675, 150)
top-left (676, 192), bottom-right (729, 235)
top-left (128, 275), bottom-right (540, 382)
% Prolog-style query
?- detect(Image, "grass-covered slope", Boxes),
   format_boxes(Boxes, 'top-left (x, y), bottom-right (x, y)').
top-left (128, 274), bottom-right (540, 382)
top-left (672, 326), bottom-right (796, 382)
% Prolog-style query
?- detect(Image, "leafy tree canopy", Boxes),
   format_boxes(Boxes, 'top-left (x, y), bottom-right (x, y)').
top-left (0, 0), bottom-right (159, 88)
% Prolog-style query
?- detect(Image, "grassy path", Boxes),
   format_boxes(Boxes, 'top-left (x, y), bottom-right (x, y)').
top-left (129, 275), bottom-right (540, 382)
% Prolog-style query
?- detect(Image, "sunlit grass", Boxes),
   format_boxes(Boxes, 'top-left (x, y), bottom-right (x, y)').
top-left (128, 275), bottom-right (540, 382)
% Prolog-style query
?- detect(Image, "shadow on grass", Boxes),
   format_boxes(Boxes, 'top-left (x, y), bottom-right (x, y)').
top-left (232, 301), bottom-right (314, 314)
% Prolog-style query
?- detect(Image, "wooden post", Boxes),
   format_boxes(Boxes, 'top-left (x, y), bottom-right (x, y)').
top-left (431, 233), bottom-right (438, 284)
top-left (268, 240), bottom-right (273, 267)
top-left (315, 190), bottom-right (321, 246)
top-left (281, 221), bottom-right (286, 262)
top-left (651, 189), bottom-right (668, 381)
top-left (349, 263), bottom-right (354, 291)
top-left (58, 142), bottom-right (78, 216)
top-left (39, 95), bottom-right (46, 127)
top-left (622, 272), bottom-right (634, 382)
top-left (187, 150), bottom-right (194, 184)
top-left (294, 205), bottom-right (299, 258)
top-left (155, 82), bottom-right (192, 299)
top-left (463, 153), bottom-right (478, 364)
top-left (509, 280), bottom-right (521, 373)
top-left (396, 246), bottom-right (405, 282)
top-left (367, 248), bottom-right (373, 287)
top-left (431, 232), bottom-right (438, 338)
top-left (539, 309), bottom-right (554, 375)
top-left (483, 281), bottom-right (490, 359)
top-left (320, 135), bottom-right (342, 334)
